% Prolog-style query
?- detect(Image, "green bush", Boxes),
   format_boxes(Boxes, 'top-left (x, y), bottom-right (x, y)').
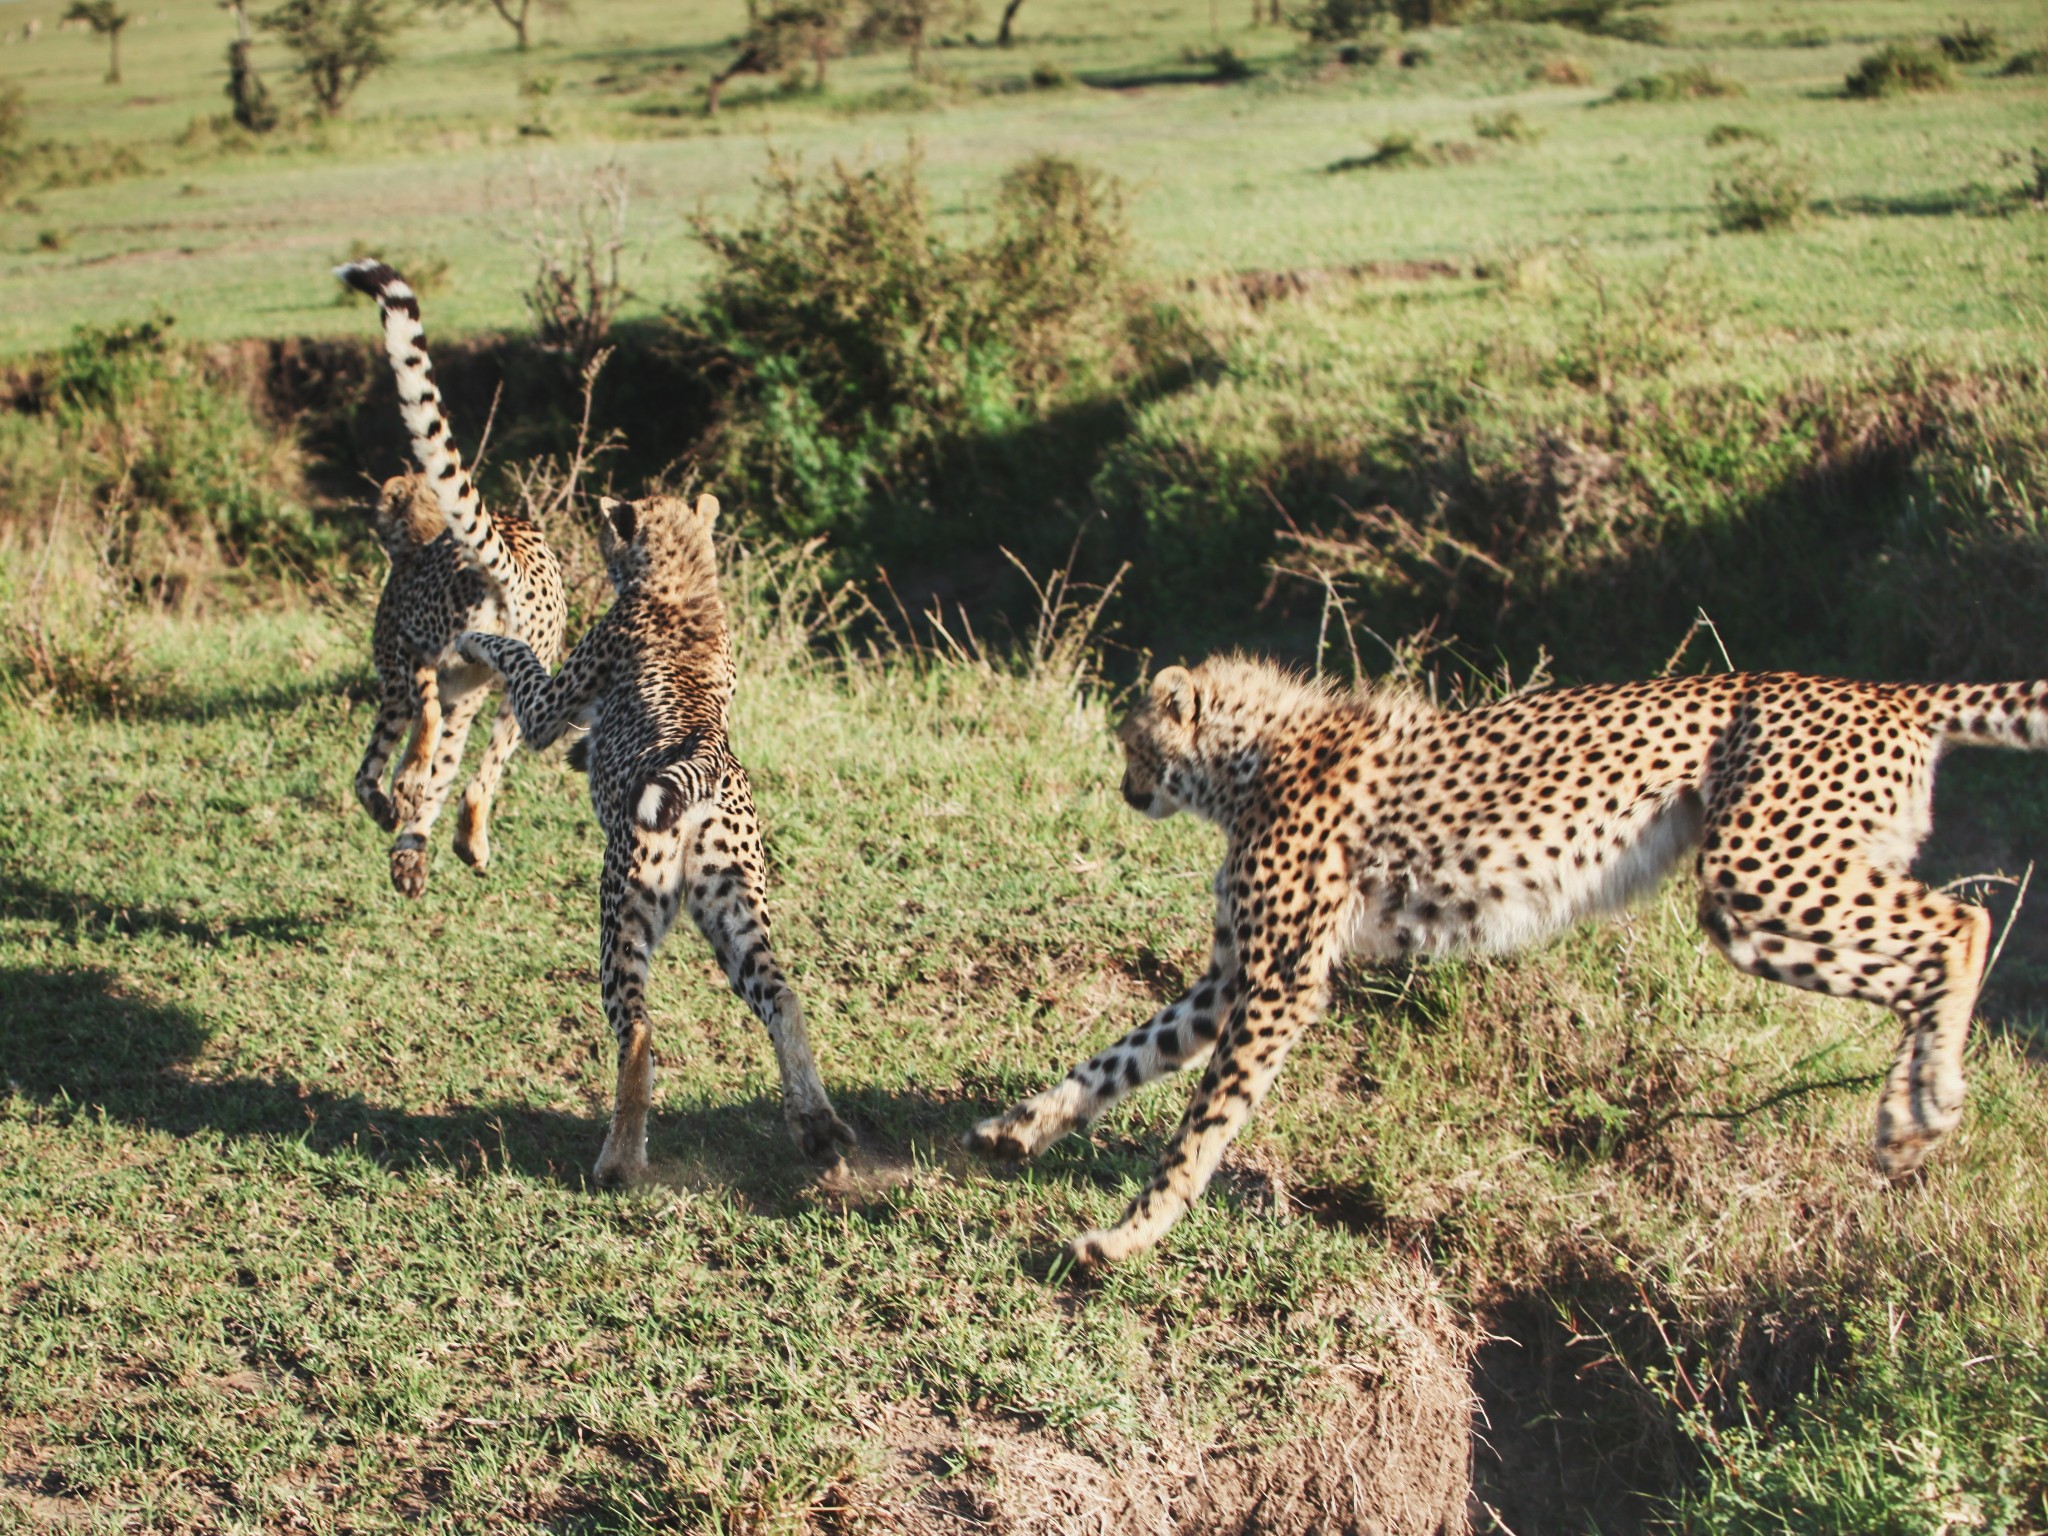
top-left (1844, 42), bottom-right (1954, 97)
top-left (1710, 151), bottom-right (1810, 232)
top-left (1538, 0), bottom-right (1671, 44)
top-left (675, 152), bottom-right (1150, 549)
top-left (2000, 47), bottom-right (2048, 76)
top-left (1936, 20), bottom-right (1998, 62)
top-left (1679, 1316), bottom-right (2048, 1536)
top-left (1705, 122), bottom-right (1776, 147)
top-left (7, 317), bottom-right (326, 585)
top-left (1474, 109), bottom-right (1542, 143)
top-left (1287, 0), bottom-right (1386, 45)
top-left (1607, 64), bottom-right (1744, 101)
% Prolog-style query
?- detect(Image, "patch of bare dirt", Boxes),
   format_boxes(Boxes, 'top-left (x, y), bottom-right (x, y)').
top-left (815, 1264), bottom-right (1473, 1535)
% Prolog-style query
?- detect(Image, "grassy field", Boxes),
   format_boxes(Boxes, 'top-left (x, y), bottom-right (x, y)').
top-left (4, 0), bottom-right (2048, 1528)
top-left (0, 0), bottom-right (2042, 351)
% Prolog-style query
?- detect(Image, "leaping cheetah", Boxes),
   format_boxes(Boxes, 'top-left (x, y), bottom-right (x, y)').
top-left (338, 258), bottom-right (570, 899)
top-left (968, 655), bottom-right (2045, 1267)
top-left (456, 493), bottom-right (855, 1184)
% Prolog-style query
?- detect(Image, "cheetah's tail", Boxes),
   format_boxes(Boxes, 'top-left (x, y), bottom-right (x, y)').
top-left (335, 258), bottom-right (523, 632)
top-left (1914, 680), bottom-right (2048, 751)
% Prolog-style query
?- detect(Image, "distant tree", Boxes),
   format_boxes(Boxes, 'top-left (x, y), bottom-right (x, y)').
top-left (258, 0), bottom-right (406, 116)
top-left (64, 0), bottom-right (130, 85)
top-left (220, 0), bottom-right (279, 130)
top-left (705, 3), bottom-right (843, 114)
top-left (424, 0), bottom-right (569, 54)
top-left (855, 0), bottom-right (965, 79)
top-left (995, 0), bottom-right (1024, 45)
top-left (1285, 0), bottom-right (1385, 43)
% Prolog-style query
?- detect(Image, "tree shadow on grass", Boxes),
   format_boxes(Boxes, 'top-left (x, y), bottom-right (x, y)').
top-left (0, 875), bottom-right (321, 948)
top-left (0, 961), bottom-right (1022, 1210)
top-left (115, 670), bottom-right (373, 726)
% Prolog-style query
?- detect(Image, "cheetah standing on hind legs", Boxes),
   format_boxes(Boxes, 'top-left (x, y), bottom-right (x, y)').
top-left (456, 492), bottom-right (855, 1185)
top-left (967, 654), bottom-right (2048, 1267)
top-left (337, 258), bottom-right (570, 898)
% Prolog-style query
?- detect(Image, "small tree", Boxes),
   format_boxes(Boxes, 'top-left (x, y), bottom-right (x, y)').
top-left (855, 0), bottom-right (965, 79)
top-left (424, 0), bottom-right (568, 53)
top-left (259, 0), bottom-right (406, 117)
top-left (221, 0), bottom-right (279, 130)
top-left (705, 3), bottom-right (842, 114)
top-left (995, 0), bottom-right (1024, 45)
top-left (64, 0), bottom-right (130, 85)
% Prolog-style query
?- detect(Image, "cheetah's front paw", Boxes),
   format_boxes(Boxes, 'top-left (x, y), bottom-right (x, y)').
top-left (790, 1104), bottom-right (857, 1165)
top-left (592, 1138), bottom-right (649, 1191)
top-left (389, 840), bottom-right (430, 900)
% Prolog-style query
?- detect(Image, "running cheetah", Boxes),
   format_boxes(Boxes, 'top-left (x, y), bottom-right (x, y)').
top-left (456, 493), bottom-right (854, 1184)
top-left (339, 259), bottom-right (569, 898)
top-left (967, 655), bottom-right (2046, 1267)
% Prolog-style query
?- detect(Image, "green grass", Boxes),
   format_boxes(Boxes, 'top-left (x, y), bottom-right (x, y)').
top-left (0, 0), bottom-right (2042, 353)
top-left (5, 0), bottom-right (2048, 1525)
top-left (2, 592), bottom-right (2047, 1529)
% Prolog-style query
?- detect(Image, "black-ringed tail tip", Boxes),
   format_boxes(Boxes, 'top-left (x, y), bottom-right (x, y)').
top-left (334, 258), bottom-right (417, 310)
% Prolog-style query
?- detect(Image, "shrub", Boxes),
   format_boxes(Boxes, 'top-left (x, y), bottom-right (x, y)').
top-left (1777, 24), bottom-right (1828, 46)
top-left (1705, 122), bottom-right (1775, 147)
top-left (18, 316), bottom-right (325, 583)
top-left (2000, 48), bottom-right (2047, 76)
top-left (1936, 20), bottom-right (1998, 62)
top-left (675, 151), bottom-right (1147, 548)
top-left (1474, 109), bottom-right (1541, 143)
top-left (1844, 42), bottom-right (1953, 97)
top-left (1710, 151), bottom-right (1809, 232)
top-left (1328, 132), bottom-right (1426, 171)
top-left (1607, 64), bottom-right (1744, 101)
top-left (1539, 0), bottom-right (1670, 44)
top-left (1529, 55), bottom-right (1592, 85)
top-left (1182, 42), bottom-right (1253, 78)
top-left (1288, 0), bottom-right (1386, 45)
top-left (0, 82), bottom-right (24, 157)
top-left (1028, 60), bottom-right (1066, 87)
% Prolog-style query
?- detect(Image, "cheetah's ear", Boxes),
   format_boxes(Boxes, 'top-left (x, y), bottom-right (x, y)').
top-left (601, 496), bottom-right (637, 544)
top-left (1151, 666), bottom-right (1198, 726)
top-left (694, 493), bottom-right (720, 525)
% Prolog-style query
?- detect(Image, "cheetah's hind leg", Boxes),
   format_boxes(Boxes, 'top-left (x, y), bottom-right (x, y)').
top-left (453, 698), bottom-right (523, 876)
top-left (682, 777), bottom-right (854, 1167)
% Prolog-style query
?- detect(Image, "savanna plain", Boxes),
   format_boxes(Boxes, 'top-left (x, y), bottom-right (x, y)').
top-left (1, 0), bottom-right (2046, 1528)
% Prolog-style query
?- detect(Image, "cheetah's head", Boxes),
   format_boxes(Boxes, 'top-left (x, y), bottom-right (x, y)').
top-left (598, 492), bottom-right (721, 598)
top-left (1117, 666), bottom-right (1202, 820)
top-left (372, 473), bottom-right (445, 553)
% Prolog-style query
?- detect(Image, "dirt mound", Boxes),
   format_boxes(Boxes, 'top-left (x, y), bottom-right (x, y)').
top-left (818, 1264), bottom-right (1473, 1535)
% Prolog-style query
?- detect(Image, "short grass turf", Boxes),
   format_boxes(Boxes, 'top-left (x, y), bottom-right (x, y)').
top-left (2, 600), bottom-right (2046, 1531)
top-left (0, 0), bottom-right (2043, 353)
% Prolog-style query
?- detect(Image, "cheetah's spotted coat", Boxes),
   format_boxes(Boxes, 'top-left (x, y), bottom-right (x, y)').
top-left (968, 655), bottom-right (2043, 1266)
top-left (339, 259), bottom-right (569, 898)
top-left (457, 494), bottom-right (854, 1184)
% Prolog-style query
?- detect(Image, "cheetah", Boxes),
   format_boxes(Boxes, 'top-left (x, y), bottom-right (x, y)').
top-left (455, 492), bottom-right (855, 1185)
top-left (338, 258), bottom-right (569, 899)
top-left (967, 654), bottom-right (2048, 1267)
